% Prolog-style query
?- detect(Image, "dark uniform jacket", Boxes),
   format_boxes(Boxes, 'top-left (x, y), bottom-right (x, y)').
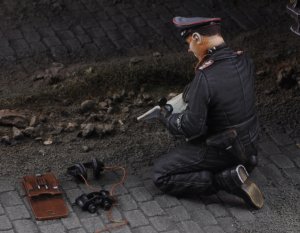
top-left (166, 44), bottom-right (259, 145)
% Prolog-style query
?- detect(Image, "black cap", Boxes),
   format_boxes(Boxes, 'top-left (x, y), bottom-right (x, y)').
top-left (173, 17), bottom-right (222, 38)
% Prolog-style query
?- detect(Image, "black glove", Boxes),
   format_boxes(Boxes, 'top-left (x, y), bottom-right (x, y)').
top-left (158, 104), bottom-right (173, 126)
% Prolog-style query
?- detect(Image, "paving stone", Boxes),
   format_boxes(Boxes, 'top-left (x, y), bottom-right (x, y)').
top-left (143, 180), bottom-right (163, 196)
top-left (77, 34), bottom-right (92, 45)
top-left (5, 29), bottom-right (23, 40)
top-left (192, 209), bottom-right (218, 226)
top-left (217, 217), bottom-right (236, 233)
top-left (269, 133), bottom-right (294, 146)
top-left (11, 39), bottom-right (32, 58)
top-left (132, 225), bottom-right (157, 233)
top-left (163, 230), bottom-right (180, 233)
top-left (166, 206), bottom-right (190, 222)
top-left (50, 45), bottom-right (68, 58)
top-left (103, 184), bottom-right (127, 196)
top-left (39, 223), bottom-right (66, 233)
top-left (258, 141), bottom-right (281, 155)
top-left (0, 204), bottom-right (4, 215)
top-left (130, 187), bottom-right (152, 202)
top-left (52, 19), bottom-right (72, 31)
top-left (0, 230), bottom-right (14, 233)
top-left (259, 164), bottom-right (285, 184)
top-left (93, 37), bottom-right (115, 50)
top-left (6, 205), bottom-right (30, 220)
top-left (60, 180), bottom-right (78, 190)
top-left (24, 31), bottom-right (41, 42)
top-left (94, 10), bottom-right (110, 21)
top-left (80, 216), bottom-right (104, 233)
top-left (0, 180), bottom-right (15, 193)
top-left (0, 215), bottom-right (12, 230)
top-left (99, 207), bottom-right (123, 224)
top-left (81, 43), bottom-right (100, 57)
top-left (124, 175), bottom-right (143, 188)
top-left (0, 38), bottom-right (10, 46)
top-left (131, 17), bottom-right (147, 28)
top-left (203, 225), bottom-right (226, 233)
top-left (83, 0), bottom-right (101, 12)
top-left (201, 194), bottom-right (221, 205)
top-left (123, 210), bottom-right (149, 227)
top-left (61, 212), bottom-right (81, 230)
top-left (57, 30), bottom-right (75, 40)
top-left (228, 207), bottom-right (255, 222)
top-left (89, 27), bottom-right (106, 38)
top-left (207, 203), bottom-right (229, 218)
top-left (81, 17), bottom-right (99, 29)
top-left (73, 205), bottom-right (98, 219)
top-left (63, 39), bottom-right (82, 54)
top-left (250, 168), bottom-right (269, 186)
top-left (140, 200), bottom-right (164, 216)
top-left (38, 27), bottom-right (56, 37)
top-left (35, 219), bottom-right (61, 226)
top-left (71, 25), bottom-right (86, 35)
top-left (14, 219), bottom-right (38, 233)
top-left (21, 24), bottom-right (36, 32)
top-left (155, 195), bottom-right (180, 208)
top-left (43, 36), bottom-right (62, 47)
top-left (111, 15), bottom-right (127, 24)
top-left (0, 46), bottom-right (15, 56)
top-left (269, 154), bottom-right (295, 169)
top-left (69, 228), bottom-right (87, 233)
top-left (65, 188), bottom-right (83, 203)
top-left (0, 191), bottom-right (23, 207)
top-left (118, 194), bottom-right (138, 211)
top-left (110, 225), bottom-right (132, 233)
top-left (140, 167), bottom-right (153, 180)
top-left (283, 144), bottom-right (300, 155)
top-left (30, 42), bottom-right (48, 53)
top-left (149, 216), bottom-right (174, 231)
top-left (180, 198), bottom-right (205, 211)
top-left (293, 157), bottom-right (300, 168)
top-left (178, 220), bottom-right (205, 233)
top-left (106, 30), bottom-right (123, 41)
top-left (283, 168), bottom-right (300, 185)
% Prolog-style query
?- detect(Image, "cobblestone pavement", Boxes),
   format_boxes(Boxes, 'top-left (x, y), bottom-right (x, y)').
top-left (0, 0), bottom-right (283, 69)
top-left (0, 131), bottom-right (299, 233)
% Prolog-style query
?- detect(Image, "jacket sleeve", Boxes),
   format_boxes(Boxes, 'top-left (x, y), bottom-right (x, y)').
top-left (166, 72), bottom-right (210, 140)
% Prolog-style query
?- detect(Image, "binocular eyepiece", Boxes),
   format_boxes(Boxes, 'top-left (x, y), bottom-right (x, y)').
top-left (75, 190), bottom-right (114, 213)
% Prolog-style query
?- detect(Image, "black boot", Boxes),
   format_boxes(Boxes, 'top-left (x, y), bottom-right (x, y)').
top-left (215, 165), bottom-right (264, 209)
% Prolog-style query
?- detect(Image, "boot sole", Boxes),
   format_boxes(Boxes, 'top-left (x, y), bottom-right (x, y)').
top-left (241, 179), bottom-right (264, 209)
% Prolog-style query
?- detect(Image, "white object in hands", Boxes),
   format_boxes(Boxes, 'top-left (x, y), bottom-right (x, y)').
top-left (137, 93), bottom-right (187, 121)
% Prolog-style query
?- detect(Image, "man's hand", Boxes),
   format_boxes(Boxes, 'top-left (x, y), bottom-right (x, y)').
top-left (158, 104), bottom-right (173, 126)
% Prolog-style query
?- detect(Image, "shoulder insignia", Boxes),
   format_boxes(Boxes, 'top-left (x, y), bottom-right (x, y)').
top-left (198, 60), bottom-right (214, 70)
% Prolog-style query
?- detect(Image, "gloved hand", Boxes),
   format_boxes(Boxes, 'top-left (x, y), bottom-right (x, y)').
top-left (158, 104), bottom-right (173, 126)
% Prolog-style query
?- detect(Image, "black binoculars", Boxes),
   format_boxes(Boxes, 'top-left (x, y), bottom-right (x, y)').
top-left (75, 190), bottom-right (114, 213)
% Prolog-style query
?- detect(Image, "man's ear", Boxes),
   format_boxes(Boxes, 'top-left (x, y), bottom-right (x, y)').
top-left (192, 32), bottom-right (202, 44)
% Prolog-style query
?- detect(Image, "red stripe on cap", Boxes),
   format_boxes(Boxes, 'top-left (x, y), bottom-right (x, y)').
top-left (173, 18), bottom-right (222, 26)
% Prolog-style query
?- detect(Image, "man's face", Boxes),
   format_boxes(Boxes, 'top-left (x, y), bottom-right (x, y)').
top-left (185, 33), bottom-right (203, 60)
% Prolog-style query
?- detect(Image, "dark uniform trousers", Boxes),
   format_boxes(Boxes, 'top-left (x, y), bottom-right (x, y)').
top-left (153, 138), bottom-right (257, 196)
top-left (152, 45), bottom-right (259, 196)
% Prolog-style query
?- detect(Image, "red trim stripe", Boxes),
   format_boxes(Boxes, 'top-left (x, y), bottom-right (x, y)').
top-left (173, 18), bottom-right (222, 27)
